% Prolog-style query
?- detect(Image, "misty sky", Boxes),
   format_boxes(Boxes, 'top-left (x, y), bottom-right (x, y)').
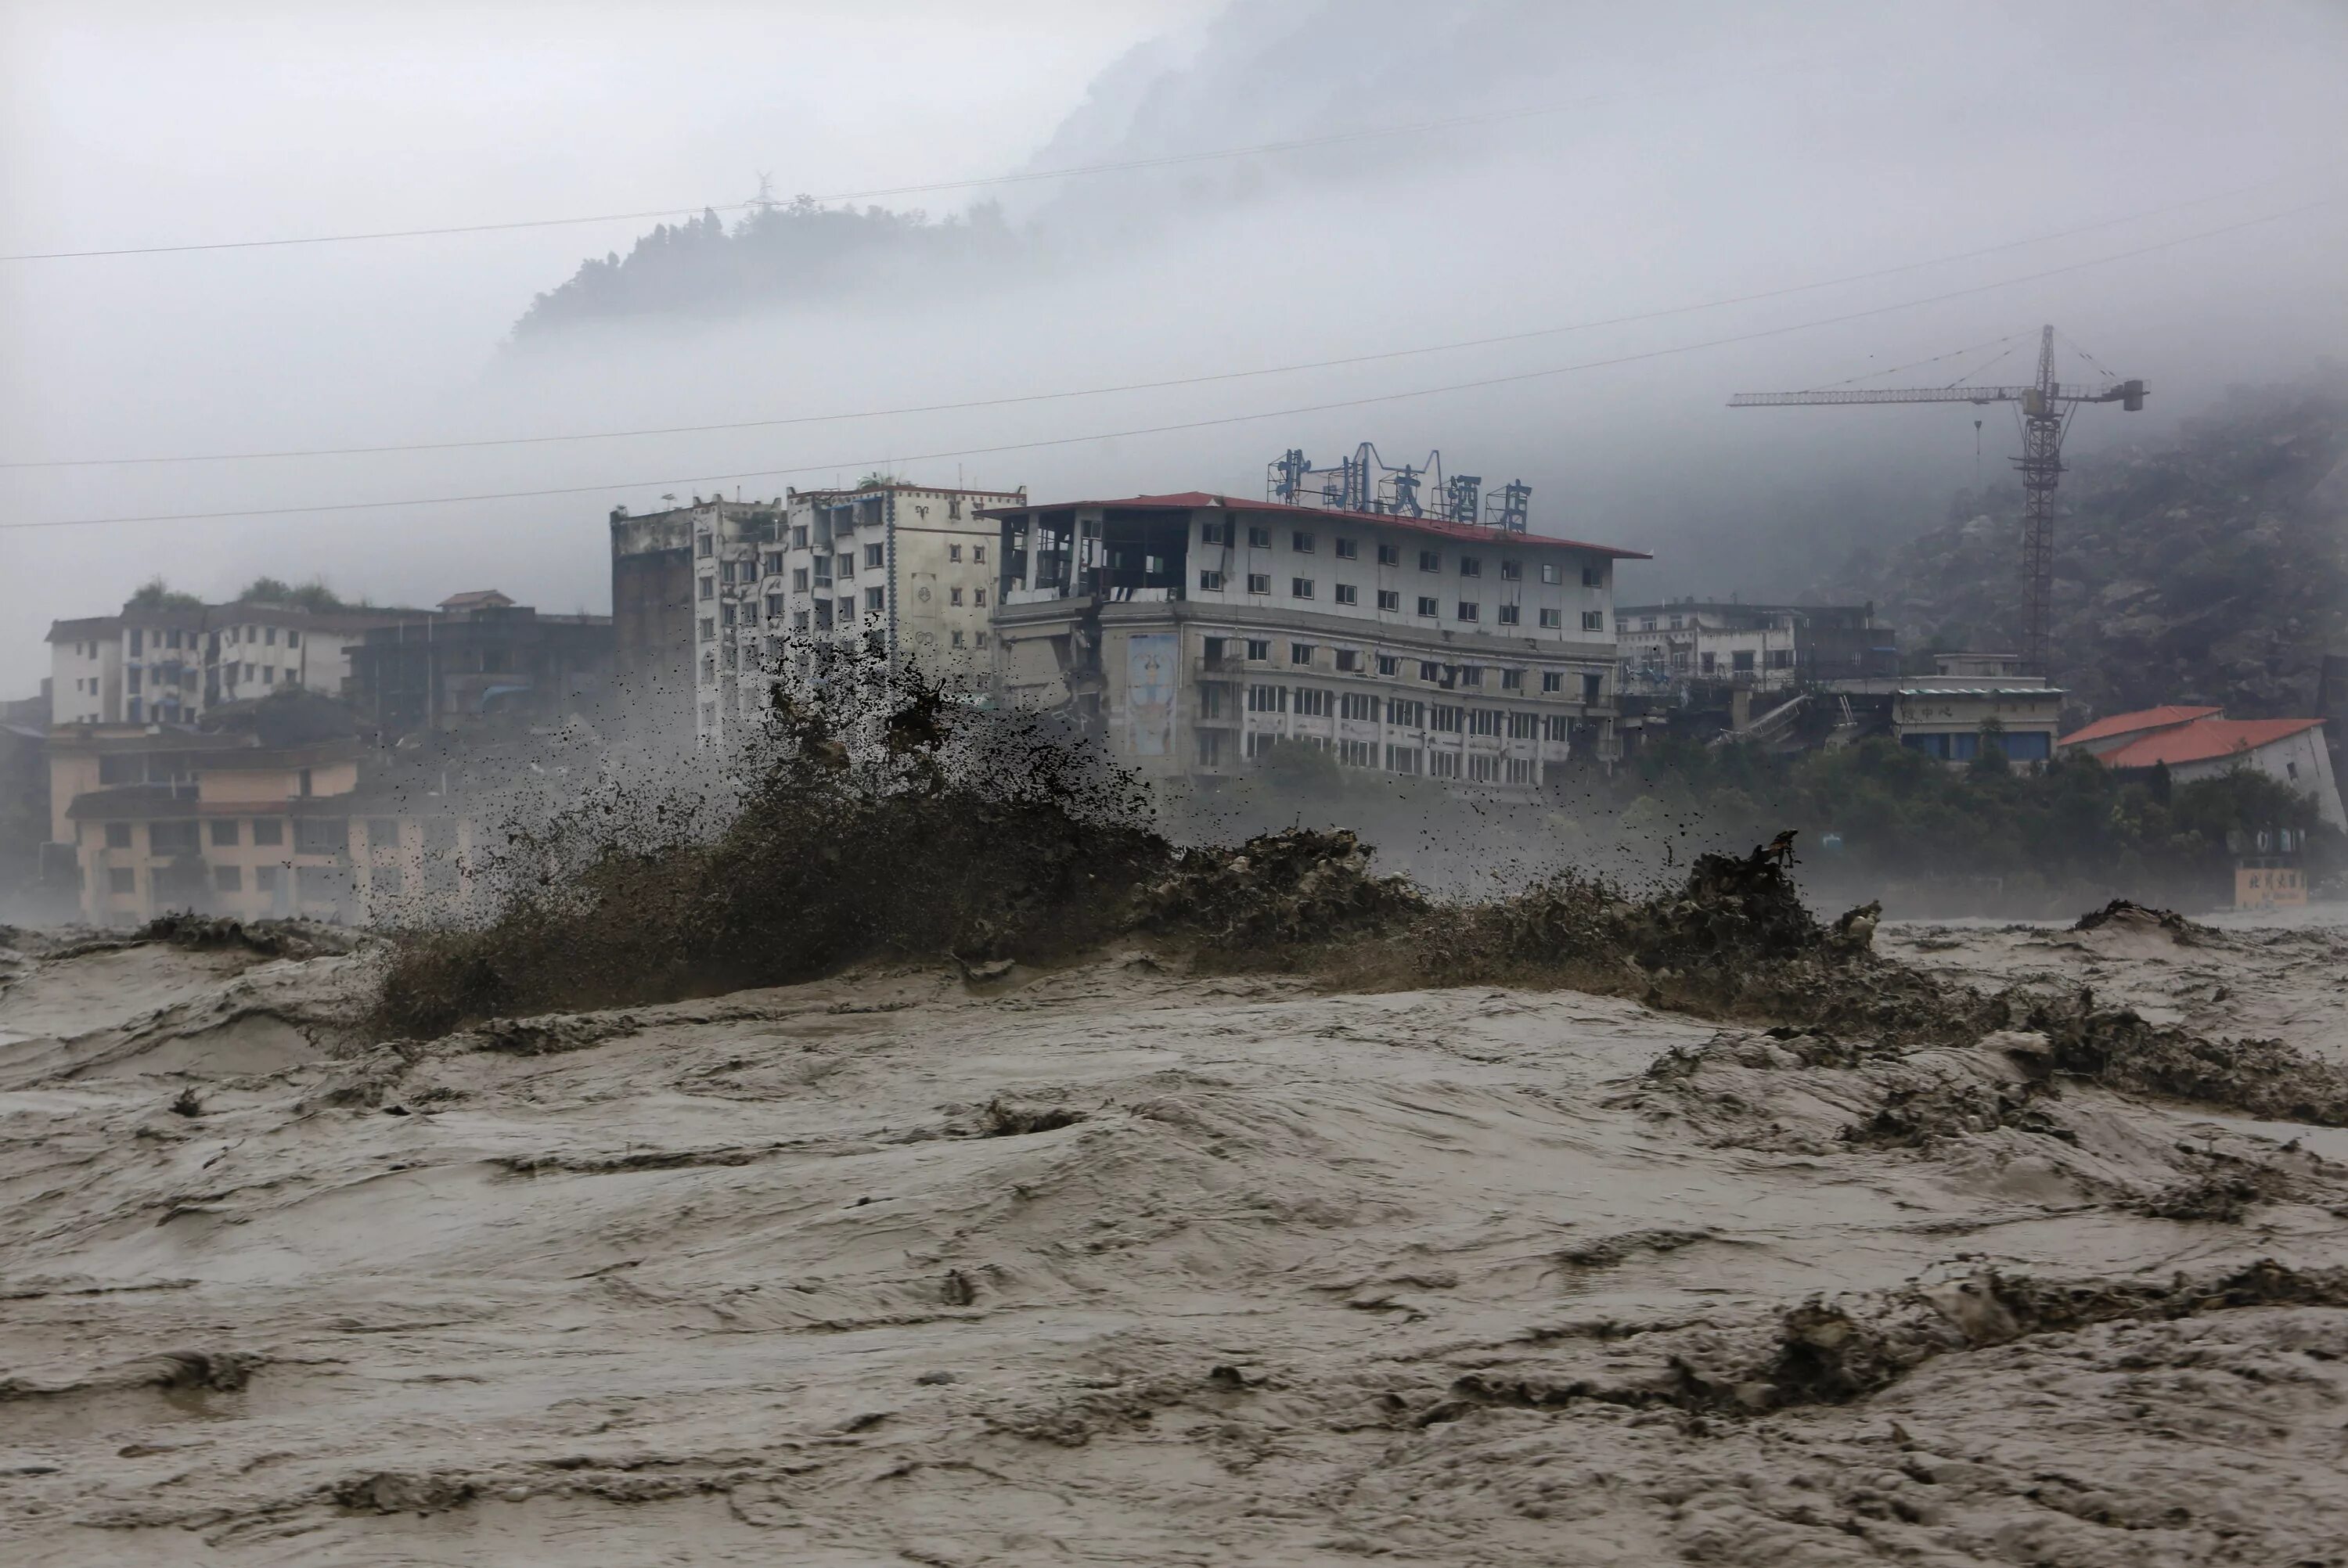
top-left (4, 0), bottom-right (2346, 696)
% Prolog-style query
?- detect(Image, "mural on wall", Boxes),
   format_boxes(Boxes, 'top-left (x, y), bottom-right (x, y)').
top-left (1125, 633), bottom-right (1176, 757)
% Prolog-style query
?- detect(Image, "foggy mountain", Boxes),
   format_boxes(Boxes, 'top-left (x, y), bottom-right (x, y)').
top-left (1811, 369), bottom-right (2348, 719)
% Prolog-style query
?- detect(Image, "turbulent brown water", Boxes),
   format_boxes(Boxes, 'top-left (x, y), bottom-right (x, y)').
top-left (5, 666), bottom-right (2348, 1565)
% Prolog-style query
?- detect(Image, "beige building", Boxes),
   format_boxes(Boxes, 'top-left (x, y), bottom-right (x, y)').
top-left (695, 481), bottom-right (1024, 743)
top-left (52, 725), bottom-right (484, 926)
top-left (988, 491), bottom-right (1645, 791)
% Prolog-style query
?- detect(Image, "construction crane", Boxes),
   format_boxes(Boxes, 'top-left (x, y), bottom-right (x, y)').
top-left (1730, 325), bottom-right (2145, 677)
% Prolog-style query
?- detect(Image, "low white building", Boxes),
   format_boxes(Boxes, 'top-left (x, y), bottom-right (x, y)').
top-left (1891, 653), bottom-right (2062, 768)
top-left (2060, 707), bottom-right (2343, 828)
top-left (693, 482), bottom-right (1024, 744)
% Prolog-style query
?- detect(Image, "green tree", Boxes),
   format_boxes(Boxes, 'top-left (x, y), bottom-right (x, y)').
top-left (125, 577), bottom-right (202, 611)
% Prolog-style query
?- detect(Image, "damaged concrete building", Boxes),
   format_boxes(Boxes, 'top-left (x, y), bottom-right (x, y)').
top-left (987, 491), bottom-right (1645, 790)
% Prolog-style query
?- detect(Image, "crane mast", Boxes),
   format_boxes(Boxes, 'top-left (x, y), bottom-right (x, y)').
top-left (1730, 325), bottom-right (2145, 678)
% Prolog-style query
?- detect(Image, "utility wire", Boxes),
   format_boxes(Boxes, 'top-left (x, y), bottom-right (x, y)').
top-left (2, 174), bottom-right (2326, 471)
top-left (0, 67), bottom-right (1801, 264)
top-left (8, 190), bottom-right (2335, 534)
top-left (1801, 329), bottom-right (2033, 391)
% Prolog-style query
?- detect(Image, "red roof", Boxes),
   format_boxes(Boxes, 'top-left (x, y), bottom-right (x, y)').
top-left (978, 491), bottom-right (1652, 559)
top-left (2060, 705), bottom-right (2221, 746)
top-left (2101, 717), bottom-right (2326, 768)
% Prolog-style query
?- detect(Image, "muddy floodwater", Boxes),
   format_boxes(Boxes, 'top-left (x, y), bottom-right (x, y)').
top-left (2, 908), bottom-right (2346, 1566)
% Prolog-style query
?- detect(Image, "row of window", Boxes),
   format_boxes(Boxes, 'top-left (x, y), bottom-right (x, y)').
top-left (1232, 686), bottom-right (1574, 740)
top-left (1204, 638), bottom-right (1604, 697)
top-left (1199, 523), bottom-right (1604, 588)
top-left (97, 816), bottom-right (463, 852)
top-left (1195, 573), bottom-right (1602, 629)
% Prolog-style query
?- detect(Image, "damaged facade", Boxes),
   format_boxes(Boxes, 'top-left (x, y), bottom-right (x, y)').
top-left (988, 491), bottom-right (1644, 790)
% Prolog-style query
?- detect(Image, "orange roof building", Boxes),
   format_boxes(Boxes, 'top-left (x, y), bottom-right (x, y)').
top-left (2062, 707), bottom-right (2342, 829)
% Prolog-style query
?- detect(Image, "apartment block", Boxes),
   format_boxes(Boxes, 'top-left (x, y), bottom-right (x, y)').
top-left (47, 600), bottom-right (429, 727)
top-left (693, 482), bottom-right (1024, 744)
top-left (988, 491), bottom-right (1647, 790)
top-left (1616, 600), bottom-right (1896, 695)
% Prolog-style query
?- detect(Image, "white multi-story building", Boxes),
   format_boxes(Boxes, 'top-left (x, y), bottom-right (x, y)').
top-left (989, 491), bottom-right (1648, 790)
top-left (47, 602), bottom-right (420, 728)
top-left (693, 482), bottom-right (1025, 744)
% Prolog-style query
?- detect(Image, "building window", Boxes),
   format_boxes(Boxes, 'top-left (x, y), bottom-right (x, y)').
top-left (719, 604), bottom-right (736, 628)
top-left (1418, 550), bottom-right (1441, 572)
top-left (1543, 671), bottom-right (1563, 692)
top-left (762, 552), bottom-right (783, 577)
top-left (1460, 557), bottom-right (1482, 577)
top-left (1581, 611), bottom-right (1605, 631)
top-left (1387, 698), bottom-right (1424, 727)
top-left (793, 569), bottom-right (810, 592)
top-left (1334, 584), bottom-right (1358, 606)
top-left (1248, 526), bottom-right (1273, 548)
top-left (973, 545), bottom-right (986, 564)
top-left (1291, 578), bottom-right (1314, 599)
top-left (1583, 673), bottom-right (1604, 703)
top-left (974, 588), bottom-right (988, 607)
top-left (837, 552), bottom-right (855, 579)
top-left (1497, 604), bottom-right (1520, 626)
top-left (1732, 650), bottom-right (1756, 673)
top-left (1501, 669), bottom-right (1524, 691)
top-left (1428, 750), bottom-right (1460, 779)
top-left (104, 821), bottom-right (133, 849)
top-left (1419, 661), bottom-right (1441, 682)
top-left (1292, 530), bottom-right (1315, 552)
top-left (1500, 560), bottom-right (1522, 581)
top-left (1767, 648), bottom-right (1795, 668)
top-left (1335, 649), bottom-right (1361, 673)
top-left (949, 544), bottom-right (963, 563)
top-left (254, 865), bottom-right (280, 893)
top-left (1290, 642), bottom-right (1314, 666)
top-left (1377, 589), bottom-right (1400, 611)
top-left (253, 818), bottom-right (284, 846)
top-left (1247, 574), bottom-right (1271, 595)
top-left (764, 595), bottom-right (783, 618)
top-left (1385, 745), bottom-right (1421, 775)
top-left (295, 818), bottom-right (343, 854)
top-left (209, 819), bottom-right (239, 847)
top-left (1333, 538), bottom-right (1358, 560)
top-left (866, 588), bottom-right (886, 612)
top-left (214, 865), bottom-right (243, 893)
top-left (1507, 711), bottom-right (1539, 739)
top-left (1246, 638), bottom-right (1270, 661)
top-left (697, 534), bottom-right (714, 558)
top-left (1196, 569), bottom-right (1224, 592)
top-left (1540, 608), bottom-right (1561, 628)
top-left (866, 544), bottom-right (884, 569)
top-left (1377, 543), bottom-right (1401, 566)
top-left (265, 628), bottom-right (277, 646)
top-left (286, 631), bottom-right (299, 649)
top-left (1700, 653), bottom-right (1717, 674)
top-left (1416, 596), bottom-right (1439, 617)
top-left (1583, 566), bottom-right (1604, 588)
top-left (699, 578), bottom-right (715, 600)
top-left (950, 588), bottom-right (965, 606)
top-left (1247, 685), bottom-right (1287, 713)
top-left (1467, 754), bottom-right (1501, 783)
top-left (1377, 655), bottom-right (1400, 677)
top-left (1431, 706), bottom-right (1464, 733)
top-left (109, 868), bottom-right (136, 895)
top-left (1200, 520), bottom-right (1230, 546)
top-left (1295, 688), bottom-right (1333, 717)
top-left (952, 630), bottom-right (967, 648)
top-left (791, 526), bottom-right (809, 548)
top-left (1457, 602), bottom-right (1480, 622)
top-left (1340, 692), bottom-right (1376, 718)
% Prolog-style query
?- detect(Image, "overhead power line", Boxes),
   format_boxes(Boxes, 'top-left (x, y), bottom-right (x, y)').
top-left (0, 67), bottom-right (1800, 264)
top-left (7, 190), bottom-right (2335, 535)
top-left (2, 174), bottom-right (2328, 472)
